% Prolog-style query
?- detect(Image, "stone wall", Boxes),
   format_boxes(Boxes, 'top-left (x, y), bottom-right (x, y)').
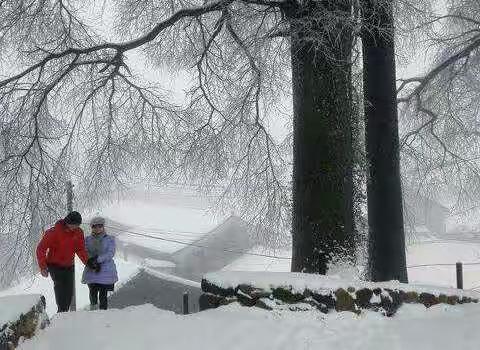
top-left (0, 295), bottom-right (49, 350)
top-left (200, 276), bottom-right (479, 317)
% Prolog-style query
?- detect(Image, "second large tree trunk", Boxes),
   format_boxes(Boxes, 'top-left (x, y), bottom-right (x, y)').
top-left (362, 0), bottom-right (408, 282)
top-left (288, 1), bottom-right (355, 274)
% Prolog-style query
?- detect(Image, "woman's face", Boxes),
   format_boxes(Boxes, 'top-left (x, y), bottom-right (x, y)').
top-left (91, 224), bottom-right (105, 235)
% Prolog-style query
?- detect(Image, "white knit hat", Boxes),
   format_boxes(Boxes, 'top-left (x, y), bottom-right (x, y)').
top-left (90, 216), bottom-right (106, 226)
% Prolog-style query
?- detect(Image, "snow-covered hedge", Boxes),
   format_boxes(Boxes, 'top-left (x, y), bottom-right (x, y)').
top-left (200, 272), bottom-right (480, 316)
top-left (0, 295), bottom-right (49, 349)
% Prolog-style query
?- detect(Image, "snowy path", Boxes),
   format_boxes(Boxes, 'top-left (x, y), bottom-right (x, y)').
top-left (0, 257), bottom-right (140, 316)
top-left (18, 303), bottom-right (480, 350)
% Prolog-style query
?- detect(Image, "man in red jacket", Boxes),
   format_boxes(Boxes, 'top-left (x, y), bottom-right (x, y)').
top-left (36, 211), bottom-right (90, 312)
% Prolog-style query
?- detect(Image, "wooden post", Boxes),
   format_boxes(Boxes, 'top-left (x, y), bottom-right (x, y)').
top-left (67, 181), bottom-right (76, 312)
top-left (183, 292), bottom-right (189, 315)
top-left (456, 262), bottom-right (463, 289)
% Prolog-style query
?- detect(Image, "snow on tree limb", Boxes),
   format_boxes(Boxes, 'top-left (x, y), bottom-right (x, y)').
top-left (0, 0), bottom-right (294, 283)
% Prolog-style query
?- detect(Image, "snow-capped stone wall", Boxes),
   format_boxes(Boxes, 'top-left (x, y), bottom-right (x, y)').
top-left (200, 272), bottom-right (479, 316)
top-left (0, 295), bottom-right (49, 349)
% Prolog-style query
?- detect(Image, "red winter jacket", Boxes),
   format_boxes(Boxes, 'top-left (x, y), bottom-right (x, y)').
top-left (36, 219), bottom-right (88, 270)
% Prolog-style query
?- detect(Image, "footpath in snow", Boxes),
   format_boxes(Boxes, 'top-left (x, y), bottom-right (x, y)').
top-left (17, 302), bottom-right (480, 350)
top-left (0, 257), bottom-right (139, 316)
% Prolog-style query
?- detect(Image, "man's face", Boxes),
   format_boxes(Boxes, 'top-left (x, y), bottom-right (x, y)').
top-left (66, 223), bottom-right (80, 231)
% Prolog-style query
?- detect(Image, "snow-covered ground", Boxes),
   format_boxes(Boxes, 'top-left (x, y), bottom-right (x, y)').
top-left (407, 241), bottom-right (480, 289)
top-left (0, 257), bottom-right (139, 316)
top-left (4, 208), bottom-right (480, 350)
top-left (5, 188), bottom-right (480, 325)
top-left (224, 240), bottom-right (480, 291)
top-left (17, 302), bottom-right (480, 350)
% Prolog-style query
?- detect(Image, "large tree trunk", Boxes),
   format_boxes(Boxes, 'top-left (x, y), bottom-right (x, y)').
top-left (287, 1), bottom-right (355, 274)
top-left (362, 0), bottom-right (408, 282)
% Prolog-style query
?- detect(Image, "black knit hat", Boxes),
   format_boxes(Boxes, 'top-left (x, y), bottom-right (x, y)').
top-left (64, 211), bottom-right (82, 225)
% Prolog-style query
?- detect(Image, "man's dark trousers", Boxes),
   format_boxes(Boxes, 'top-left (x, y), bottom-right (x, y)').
top-left (48, 265), bottom-right (74, 312)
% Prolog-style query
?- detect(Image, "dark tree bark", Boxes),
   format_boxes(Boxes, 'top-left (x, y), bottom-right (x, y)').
top-left (361, 0), bottom-right (408, 282)
top-left (286, 0), bottom-right (356, 274)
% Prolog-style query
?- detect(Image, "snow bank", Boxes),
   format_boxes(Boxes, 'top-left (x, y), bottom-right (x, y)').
top-left (0, 295), bottom-right (44, 329)
top-left (0, 294), bottom-right (48, 349)
top-left (17, 302), bottom-right (480, 350)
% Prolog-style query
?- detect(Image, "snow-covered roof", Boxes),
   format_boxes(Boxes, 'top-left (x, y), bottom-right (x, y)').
top-left (85, 196), bottom-right (227, 255)
top-left (142, 259), bottom-right (176, 269)
top-left (142, 268), bottom-right (201, 289)
top-left (97, 200), bottom-right (220, 234)
top-left (222, 246), bottom-right (291, 272)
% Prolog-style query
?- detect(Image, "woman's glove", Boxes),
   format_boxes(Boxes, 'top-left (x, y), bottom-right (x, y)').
top-left (87, 256), bottom-right (97, 269)
top-left (93, 262), bottom-right (101, 273)
top-left (87, 257), bottom-right (101, 272)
